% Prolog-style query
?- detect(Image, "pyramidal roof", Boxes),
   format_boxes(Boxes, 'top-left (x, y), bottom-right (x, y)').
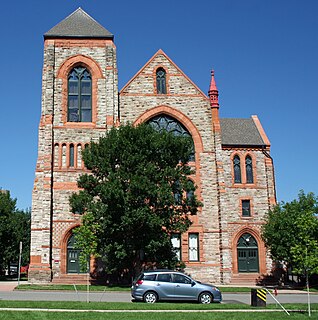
top-left (44, 8), bottom-right (113, 39)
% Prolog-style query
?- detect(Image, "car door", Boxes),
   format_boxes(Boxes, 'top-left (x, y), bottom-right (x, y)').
top-left (155, 273), bottom-right (174, 299)
top-left (172, 273), bottom-right (198, 300)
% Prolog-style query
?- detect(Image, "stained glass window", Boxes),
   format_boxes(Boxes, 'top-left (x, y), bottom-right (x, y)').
top-left (68, 67), bottom-right (92, 122)
top-left (245, 156), bottom-right (254, 184)
top-left (233, 155), bottom-right (242, 183)
top-left (156, 68), bottom-right (167, 94)
top-left (147, 114), bottom-right (195, 161)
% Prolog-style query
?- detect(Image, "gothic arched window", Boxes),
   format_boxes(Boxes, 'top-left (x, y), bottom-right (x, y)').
top-left (245, 155), bottom-right (254, 184)
top-left (147, 114), bottom-right (194, 161)
top-left (68, 66), bottom-right (92, 122)
top-left (233, 155), bottom-right (242, 183)
top-left (156, 68), bottom-right (167, 94)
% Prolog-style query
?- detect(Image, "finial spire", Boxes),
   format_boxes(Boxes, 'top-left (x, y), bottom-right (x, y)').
top-left (208, 70), bottom-right (219, 108)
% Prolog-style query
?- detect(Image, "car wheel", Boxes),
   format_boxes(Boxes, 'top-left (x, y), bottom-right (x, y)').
top-left (198, 292), bottom-right (213, 304)
top-left (143, 291), bottom-right (158, 303)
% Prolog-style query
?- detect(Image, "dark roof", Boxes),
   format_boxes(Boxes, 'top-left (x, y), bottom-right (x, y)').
top-left (220, 118), bottom-right (265, 147)
top-left (44, 8), bottom-right (113, 39)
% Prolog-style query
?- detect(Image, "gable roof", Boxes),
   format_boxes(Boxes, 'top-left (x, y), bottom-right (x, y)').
top-left (44, 8), bottom-right (113, 39)
top-left (220, 118), bottom-right (267, 147)
top-left (120, 49), bottom-right (208, 99)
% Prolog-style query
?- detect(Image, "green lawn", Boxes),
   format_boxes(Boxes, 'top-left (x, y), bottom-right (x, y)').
top-left (0, 301), bottom-right (315, 320)
top-left (0, 311), bottom-right (312, 320)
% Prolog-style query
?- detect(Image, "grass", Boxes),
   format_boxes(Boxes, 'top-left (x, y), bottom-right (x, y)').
top-left (0, 301), bottom-right (316, 320)
top-left (0, 311), bottom-right (312, 320)
top-left (0, 300), bottom-right (317, 310)
top-left (0, 301), bottom-right (318, 320)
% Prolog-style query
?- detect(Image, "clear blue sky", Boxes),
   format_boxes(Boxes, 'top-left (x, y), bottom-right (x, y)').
top-left (1, 0), bottom-right (317, 210)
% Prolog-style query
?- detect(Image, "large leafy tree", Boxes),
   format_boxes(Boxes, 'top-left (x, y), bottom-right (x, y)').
top-left (70, 123), bottom-right (201, 278)
top-left (0, 190), bottom-right (30, 274)
top-left (262, 190), bottom-right (318, 276)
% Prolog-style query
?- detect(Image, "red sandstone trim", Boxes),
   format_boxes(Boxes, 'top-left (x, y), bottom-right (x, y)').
top-left (120, 49), bottom-right (208, 100)
top-left (252, 115), bottom-right (271, 147)
top-left (45, 39), bottom-right (115, 48)
top-left (56, 55), bottom-right (103, 127)
top-left (231, 226), bottom-right (267, 275)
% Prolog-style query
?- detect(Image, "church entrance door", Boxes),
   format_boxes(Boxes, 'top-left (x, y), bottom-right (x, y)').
top-left (237, 233), bottom-right (259, 273)
top-left (67, 234), bottom-right (85, 274)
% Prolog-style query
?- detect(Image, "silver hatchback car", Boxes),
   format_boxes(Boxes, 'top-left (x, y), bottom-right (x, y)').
top-left (131, 270), bottom-right (222, 303)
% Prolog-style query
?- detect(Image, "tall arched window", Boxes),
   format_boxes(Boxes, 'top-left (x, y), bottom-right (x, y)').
top-left (68, 66), bottom-right (92, 122)
top-left (156, 67), bottom-right (167, 94)
top-left (69, 144), bottom-right (75, 167)
top-left (233, 155), bottom-right (242, 183)
top-left (245, 155), bottom-right (254, 184)
top-left (147, 114), bottom-right (195, 161)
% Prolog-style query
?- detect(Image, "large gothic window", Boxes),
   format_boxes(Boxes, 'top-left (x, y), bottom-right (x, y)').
top-left (147, 114), bottom-right (194, 161)
top-left (156, 68), bottom-right (167, 94)
top-left (245, 155), bottom-right (254, 184)
top-left (233, 155), bottom-right (242, 183)
top-left (68, 67), bottom-right (92, 122)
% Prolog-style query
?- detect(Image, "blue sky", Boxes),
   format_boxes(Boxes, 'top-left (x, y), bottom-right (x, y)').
top-left (1, 0), bottom-right (317, 210)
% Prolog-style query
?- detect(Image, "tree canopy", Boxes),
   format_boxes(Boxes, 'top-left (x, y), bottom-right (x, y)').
top-left (0, 190), bottom-right (30, 274)
top-left (70, 123), bottom-right (202, 278)
top-left (262, 190), bottom-right (318, 275)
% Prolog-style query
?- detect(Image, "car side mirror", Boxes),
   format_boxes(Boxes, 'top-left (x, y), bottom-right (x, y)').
top-left (191, 281), bottom-right (196, 287)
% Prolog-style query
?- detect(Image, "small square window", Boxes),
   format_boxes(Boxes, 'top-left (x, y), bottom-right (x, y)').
top-left (242, 200), bottom-right (251, 217)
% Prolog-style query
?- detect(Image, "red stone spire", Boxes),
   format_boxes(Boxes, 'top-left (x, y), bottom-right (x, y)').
top-left (208, 70), bottom-right (219, 108)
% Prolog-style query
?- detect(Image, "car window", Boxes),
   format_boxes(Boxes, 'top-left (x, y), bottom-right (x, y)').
top-left (143, 274), bottom-right (157, 281)
top-left (173, 274), bottom-right (192, 284)
top-left (157, 273), bottom-right (171, 282)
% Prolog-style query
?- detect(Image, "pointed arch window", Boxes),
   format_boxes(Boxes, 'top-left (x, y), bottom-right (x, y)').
top-left (233, 155), bottom-right (242, 183)
top-left (147, 114), bottom-right (195, 161)
top-left (68, 67), bottom-right (92, 122)
top-left (245, 155), bottom-right (254, 184)
top-left (156, 67), bottom-right (167, 94)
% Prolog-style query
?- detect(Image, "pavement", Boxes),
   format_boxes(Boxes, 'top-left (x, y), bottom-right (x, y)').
top-left (0, 281), bottom-right (19, 291)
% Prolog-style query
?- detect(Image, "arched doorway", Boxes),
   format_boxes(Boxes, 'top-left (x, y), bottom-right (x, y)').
top-left (67, 234), bottom-right (86, 274)
top-left (237, 233), bottom-right (259, 272)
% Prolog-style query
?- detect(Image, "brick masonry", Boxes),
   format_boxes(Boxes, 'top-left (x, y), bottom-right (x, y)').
top-left (29, 18), bottom-right (276, 285)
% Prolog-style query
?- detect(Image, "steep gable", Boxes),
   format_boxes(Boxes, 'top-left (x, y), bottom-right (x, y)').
top-left (120, 50), bottom-right (208, 98)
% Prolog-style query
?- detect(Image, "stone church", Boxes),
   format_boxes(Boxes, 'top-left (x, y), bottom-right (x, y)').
top-left (29, 8), bottom-right (276, 284)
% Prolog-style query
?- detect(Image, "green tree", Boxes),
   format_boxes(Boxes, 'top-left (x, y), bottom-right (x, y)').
top-left (70, 123), bottom-right (201, 279)
top-left (262, 190), bottom-right (318, 275)
top-left (0, 190), bottom-right (30, 274)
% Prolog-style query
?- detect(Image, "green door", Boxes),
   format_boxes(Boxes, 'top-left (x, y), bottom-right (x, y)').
top-left (67, 234), bottom-right (86, 274)
top-left (237, 233), bottom-right (259, 273)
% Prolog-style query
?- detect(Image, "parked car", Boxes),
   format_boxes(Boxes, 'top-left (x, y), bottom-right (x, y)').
top-left (131, 270), bottom-right (222, 303)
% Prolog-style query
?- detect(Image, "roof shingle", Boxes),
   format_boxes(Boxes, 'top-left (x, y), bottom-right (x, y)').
top-left (220, 118), bottom-right (265, 146)
top-left (44, 8), bottom-right (113, 39)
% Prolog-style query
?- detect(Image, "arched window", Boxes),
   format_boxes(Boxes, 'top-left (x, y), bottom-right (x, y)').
top-left (68, 67), bottom-right (92, 122)
top-left (69, 144), bottom-right (74, 167)
top-left (233, 155), bottom-right (241, 183)
top-left (186, 180), bottom-right (195, 203)
top-left (156, 68), bottom-right (167, 94)
top-left (245, 155), bottom-right (254, 184)
top-left (147, 114), bottom-right (195, 161)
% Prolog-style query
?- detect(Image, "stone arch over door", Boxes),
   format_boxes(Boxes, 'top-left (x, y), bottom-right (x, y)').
top-left (231, 227), bottom-right (267, 274)
top-left (237, 233), bottom-right (259, 272)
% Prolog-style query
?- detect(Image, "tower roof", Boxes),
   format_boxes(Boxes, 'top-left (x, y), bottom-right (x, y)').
top-left (44, 8), bottom-right (114, 39)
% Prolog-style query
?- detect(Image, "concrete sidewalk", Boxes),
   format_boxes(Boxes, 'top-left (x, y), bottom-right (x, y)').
top-left (0, 281), bottom-right (20, 292)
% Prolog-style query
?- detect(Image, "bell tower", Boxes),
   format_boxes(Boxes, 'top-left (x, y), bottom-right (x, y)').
top-left (29, 8), bottom-right (118, 282)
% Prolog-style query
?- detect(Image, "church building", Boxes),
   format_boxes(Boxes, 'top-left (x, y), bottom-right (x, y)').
top-left (29, 8), bottom-right (276, 284)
